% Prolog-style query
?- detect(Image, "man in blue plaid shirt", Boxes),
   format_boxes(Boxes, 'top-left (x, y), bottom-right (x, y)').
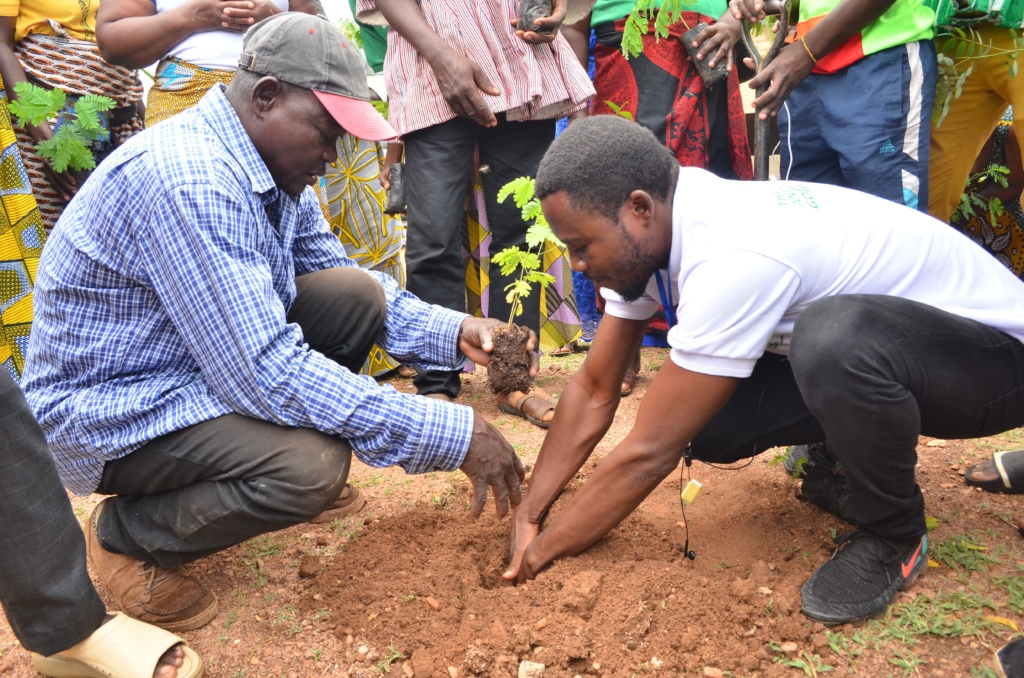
top-left (21, 14), bottom-right (528, 632)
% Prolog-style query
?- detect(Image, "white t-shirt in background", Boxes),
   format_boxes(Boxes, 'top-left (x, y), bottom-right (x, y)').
top-left (154, 0), bottom-right (290, 70)
top-left (603, 168), bottom-right (1024, 379)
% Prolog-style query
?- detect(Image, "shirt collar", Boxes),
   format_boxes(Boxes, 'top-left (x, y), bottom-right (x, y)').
top-left (196, 85), bottom-right (279, 201)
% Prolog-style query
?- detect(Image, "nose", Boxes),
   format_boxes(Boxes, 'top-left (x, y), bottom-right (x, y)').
top-left (569, 250), bottom-right (587, 273)
top-left (322, 142), bottom-right (339, 165)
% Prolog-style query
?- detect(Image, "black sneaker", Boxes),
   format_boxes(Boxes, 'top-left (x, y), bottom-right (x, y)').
top-left (801, 530), bottom-right (927, 624)
top-left (799, 467), bottom-right (856, 524)
top-left (784, 442), bottom-right (839, 477)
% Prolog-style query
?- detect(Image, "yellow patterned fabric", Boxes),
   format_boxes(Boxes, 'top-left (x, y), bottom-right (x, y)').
top-left (0, 84), bottom-right (46, 381)
top-left (146, 57), bottom-right (235, 126)
top-left (324, 134), bottom-right (406, 376)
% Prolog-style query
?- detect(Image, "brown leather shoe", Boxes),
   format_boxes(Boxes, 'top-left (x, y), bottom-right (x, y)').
top-left (308, 484), bottom-right (367, 524)
top-left (85, 499), bottom-right (218, 631)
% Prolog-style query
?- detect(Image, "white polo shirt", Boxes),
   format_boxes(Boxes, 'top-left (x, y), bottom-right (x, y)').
top-left (603, 168), bottom-right (1024, 378)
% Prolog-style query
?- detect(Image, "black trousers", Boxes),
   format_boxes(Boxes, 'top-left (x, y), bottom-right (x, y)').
top-left (0, 369), bottom-right (106, 656)
top-left (96, 267), bottom-right (386, 568)
top-left (690, 294), bottom-right (1024, 539)
top-left (403, 113), bottom-right (556, 398)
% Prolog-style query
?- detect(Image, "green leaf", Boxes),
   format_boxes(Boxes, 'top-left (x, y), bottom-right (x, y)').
top-left (956, 40), bottom-right (967, 59)
top-left (925, 516), bottom-right (941, 531)
top-left (9, 82), bottom-right (65, 127)
top-left (1012, 60), bottom-right (1019, 78)
top-left (37, 124), bottom-right (97, 173)
top-left (941, 37), bottom-right (956, 53)
top-left (522, 199), bottom-right (543, 223)
top-left (496, 176), bottom-right (532, 205)
top-left (525, 271), bottom-right (556, 288)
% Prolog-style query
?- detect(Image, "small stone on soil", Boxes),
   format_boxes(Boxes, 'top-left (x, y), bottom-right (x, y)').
top-left (425, 596), bottom-right (441, 610)
top-left (703, 668), bottom-right (724, 678)
top-left (518, 660), bottom-right (545, 678)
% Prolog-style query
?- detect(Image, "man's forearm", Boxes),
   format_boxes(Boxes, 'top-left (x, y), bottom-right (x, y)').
top-left (520, 370), bottom-right (620, 522)
top-left (520, 315), bottom-right (648, 521)
top-left (802, 0), bottom-right (898, 61)
top-left (375, 0), bottom-right (453, 65)
top-left (527, 436), bottom-right (684, 569)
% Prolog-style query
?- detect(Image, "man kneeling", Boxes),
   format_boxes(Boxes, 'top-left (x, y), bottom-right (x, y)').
top-left (23, 13), bottom-right (525, 632)
top-left (504, 115), bottom-right (1024, 624)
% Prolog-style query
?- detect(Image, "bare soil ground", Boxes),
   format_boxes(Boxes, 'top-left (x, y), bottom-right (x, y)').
top-left (0, 348), bottom-right (1020, 677)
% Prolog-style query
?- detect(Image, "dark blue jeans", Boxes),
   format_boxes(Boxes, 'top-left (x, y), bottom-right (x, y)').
top-left (0, 369), bottom-right (106, 656)
top-left (779, 40), bottom-right (937, 212)
top-left (691, 294), bottom-right (1024, 540)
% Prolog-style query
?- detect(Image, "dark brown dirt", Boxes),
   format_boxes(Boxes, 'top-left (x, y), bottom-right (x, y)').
top-left (488, 324), bottom-right (533, 394)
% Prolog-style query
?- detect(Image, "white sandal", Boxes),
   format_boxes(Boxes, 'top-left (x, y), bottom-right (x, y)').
top-left (31, 612), bottom-right (203, 678)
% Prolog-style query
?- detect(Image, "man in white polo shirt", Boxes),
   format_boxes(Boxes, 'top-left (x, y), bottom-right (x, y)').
top-left (501, 115), bottom-right (1024, 624)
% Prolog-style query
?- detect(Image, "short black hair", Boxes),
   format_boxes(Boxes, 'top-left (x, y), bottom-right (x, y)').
top-left (535, 115), bottom-right (678, 219)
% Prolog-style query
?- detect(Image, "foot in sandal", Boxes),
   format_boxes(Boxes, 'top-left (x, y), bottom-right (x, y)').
top-left (85, 500), bottom-right (218, 632)
top-left (965, 450), bottom-right (1024, 494)
top-left (496, 389), bottom-right (557, 428)
top-left (32, 611), bottom-right (203, 678)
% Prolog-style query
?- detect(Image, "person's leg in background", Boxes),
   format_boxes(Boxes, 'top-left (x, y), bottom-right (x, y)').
top-left (0, 368), bottom-right (106, 656)
top-left (478, 115), bottom-right (556, 330)
top-left (403, 117), bottom-right (480, 400)
top-left (779, 75), bottom-right (845, 186)
top-left (0, 370), bottom-right (199, 678)
top-left (821, 41), bottom-right (937, 211)
top-left (929, 24), bottom-right (1020, 223)
top-left (90, 268), bottom-right (384, 629)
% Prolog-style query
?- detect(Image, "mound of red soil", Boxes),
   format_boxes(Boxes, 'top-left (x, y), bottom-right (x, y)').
top-left (309, 492), bottom-right (819, 677)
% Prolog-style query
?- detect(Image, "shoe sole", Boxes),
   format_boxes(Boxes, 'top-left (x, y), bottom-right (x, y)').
top-left (86, 500), bottom-right (219, 632)
top-left (800, 540), bottom-right (927, 625)
top-left (308, 489), bottom-right (367, 524)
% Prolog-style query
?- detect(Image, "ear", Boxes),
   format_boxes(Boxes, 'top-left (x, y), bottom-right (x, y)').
top-left (627, 189), bottom-right (655, 228)
top-left (250, 76), bottom-right (285, 119)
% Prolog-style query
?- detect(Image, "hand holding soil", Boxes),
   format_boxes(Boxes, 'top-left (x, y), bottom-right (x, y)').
top-left (512, 0), bottom-right (567, 44)
top-left (458, 317), bottom-right (539, 375)
top-left (459, 414), bottom-right (526, 518)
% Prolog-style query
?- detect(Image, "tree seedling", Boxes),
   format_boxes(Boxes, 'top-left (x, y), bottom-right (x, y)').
top-left (9, 82), bottom-right (114, 173)
top-left (487, 176), bottom-right (563, 394)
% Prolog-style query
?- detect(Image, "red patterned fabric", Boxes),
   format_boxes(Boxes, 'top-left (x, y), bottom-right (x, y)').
top-left (592, 14), bottom-right (753, 181)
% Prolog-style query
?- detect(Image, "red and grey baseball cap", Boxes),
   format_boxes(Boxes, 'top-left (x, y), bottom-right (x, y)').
top-left (239, 12), bottom-right (397, 141)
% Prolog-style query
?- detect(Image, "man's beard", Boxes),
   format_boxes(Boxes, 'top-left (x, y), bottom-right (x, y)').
top-left (614, 227), bottom-right (663, 303)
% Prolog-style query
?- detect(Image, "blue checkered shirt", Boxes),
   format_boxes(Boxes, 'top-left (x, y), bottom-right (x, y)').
top-left (23, 86), bottom-right (474, 496)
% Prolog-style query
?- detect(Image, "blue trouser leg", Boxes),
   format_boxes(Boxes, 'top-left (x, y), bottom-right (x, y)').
top-left (782, 40), bottom-right (938, 211)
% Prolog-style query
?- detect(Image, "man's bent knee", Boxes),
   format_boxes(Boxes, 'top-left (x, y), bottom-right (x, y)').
top-left (264, 428), bottom-right (352, 520)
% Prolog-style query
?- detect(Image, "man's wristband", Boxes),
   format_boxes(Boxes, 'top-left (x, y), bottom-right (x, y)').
top-left (800, 36), bottom-right (818, 64)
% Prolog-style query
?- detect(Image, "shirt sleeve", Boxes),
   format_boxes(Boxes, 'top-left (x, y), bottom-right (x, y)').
top-left (291, 188), bottom-right (470, 371)
top-left (354, 0), bottom-right (385, 25)
top-left (134, 179), bottom-right (473, 474)
top-left (0, 0), bottom-right (19, 17)
top-left (668, 253), bottom-right (802, 378)
top-left (601, 286), bottom-right (660, 321)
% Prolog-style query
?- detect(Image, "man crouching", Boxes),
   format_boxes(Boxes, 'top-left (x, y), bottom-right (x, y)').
top-left (505, 115), bottom-right (1024, 625)
top-left (23, 14), bottom-right (526, 631)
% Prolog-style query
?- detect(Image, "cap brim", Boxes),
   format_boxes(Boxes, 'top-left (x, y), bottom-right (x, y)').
top-left (314, 90), bottom-right (398, 142)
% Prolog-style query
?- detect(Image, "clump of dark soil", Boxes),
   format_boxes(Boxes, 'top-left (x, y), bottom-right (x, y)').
top-left (518, 0), bottom-right (554, 35)
top-left (488, 324), bottom-right (533, 394)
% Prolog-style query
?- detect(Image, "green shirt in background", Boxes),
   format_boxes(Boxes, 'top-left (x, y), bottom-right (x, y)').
top-left (348, 0), bottom-right (388, 73)
top-left (923, 0), bottom-right (1024, 29)
top-left (590, 0), bottom-right (729, 28)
